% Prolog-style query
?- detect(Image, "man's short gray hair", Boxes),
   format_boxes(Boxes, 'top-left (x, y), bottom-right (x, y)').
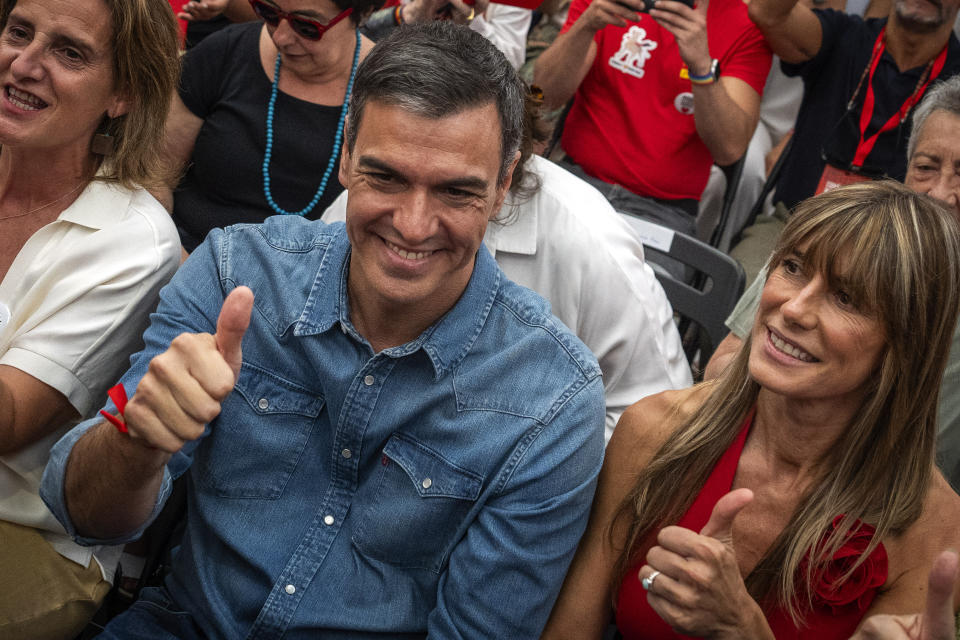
top-left (909, 75), bottom-right (960, 159)
top-left (345, 21), bottom-right (525, 186)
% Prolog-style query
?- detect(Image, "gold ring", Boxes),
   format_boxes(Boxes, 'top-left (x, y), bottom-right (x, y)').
top-left (466, 6), bottom-right (475, 20)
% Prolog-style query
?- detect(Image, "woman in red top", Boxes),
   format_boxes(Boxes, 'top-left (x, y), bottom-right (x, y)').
top-left (543, 181), bottom-right (960, 639)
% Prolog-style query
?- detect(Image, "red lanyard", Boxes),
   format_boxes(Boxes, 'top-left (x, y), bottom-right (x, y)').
top-left (851, 28), bottom-right (948, 169)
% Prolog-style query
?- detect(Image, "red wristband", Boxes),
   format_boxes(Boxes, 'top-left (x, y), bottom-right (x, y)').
top-left (99, 383), bottom-right (129, 434)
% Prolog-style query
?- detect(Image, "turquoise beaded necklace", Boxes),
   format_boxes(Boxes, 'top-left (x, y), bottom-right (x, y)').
top-left (261, 28), bottom-right (361, 217)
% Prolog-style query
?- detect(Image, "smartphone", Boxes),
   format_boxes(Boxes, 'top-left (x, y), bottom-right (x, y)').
top-left (616, 0), bottom-right (694, 11)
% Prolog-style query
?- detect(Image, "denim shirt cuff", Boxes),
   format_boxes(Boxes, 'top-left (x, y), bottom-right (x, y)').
top-left (40, 416), bottom-right (174, 547)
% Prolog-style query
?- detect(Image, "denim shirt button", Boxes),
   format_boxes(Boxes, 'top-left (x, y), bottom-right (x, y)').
top-left (363, 375), bottom-right (375, 386)
top-left (341, 449), bottom-right (352, 459)
top-left (323, 515), bottom-right (335, 526)
top-left (284, 584), bottom-right (296, 595)
top-left (421, 478), bottom-right (432, 489)
top-left (257, 398), bottom-right (269, 410)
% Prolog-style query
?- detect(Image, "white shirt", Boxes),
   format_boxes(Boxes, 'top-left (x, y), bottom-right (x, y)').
top-left (0, 180), bottom-right (179, 579)
top-left (469, 3), bottom-right (533, 70)
top-left (324, 155), bottom-right (691, 440)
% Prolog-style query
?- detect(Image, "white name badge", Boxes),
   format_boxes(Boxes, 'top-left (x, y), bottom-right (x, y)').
top-left (0, 302), bottom-right (9, 330)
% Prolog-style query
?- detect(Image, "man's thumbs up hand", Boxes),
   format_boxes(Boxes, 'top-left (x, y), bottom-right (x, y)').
top-left (122, 287), bottom-right (255, 453)
top-left (215, 287), bottom-right (254, 377)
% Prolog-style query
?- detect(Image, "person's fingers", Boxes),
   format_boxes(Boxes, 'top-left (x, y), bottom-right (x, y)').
top-left (147, 350), bottom-right (225, 427)
top-left (645, 544), bottom-right (691, 579)
top-left (852, 613), bottom-right (919, 639)
top-left (640, 564), bottom-right (696, 605)
top-left (699, 488), bottom-right (753, 546)
top-left (215, 286), bottom-right (254, 376)
top-left (124, 384), bottom-right (193, 453)
top-left (922, 550), bottom-right (959, 640)
top-left (165, 332), bottom-right (235, 400)
top-left (652, 0), bottom-right (699, 15)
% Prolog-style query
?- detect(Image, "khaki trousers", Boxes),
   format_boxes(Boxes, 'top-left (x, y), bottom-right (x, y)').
top-left (0, 519), bottom-right (110, 640)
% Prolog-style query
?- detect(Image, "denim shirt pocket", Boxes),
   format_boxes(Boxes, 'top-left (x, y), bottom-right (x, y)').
top-left (194, 362), bottom-right (324, 499)
top-left (352, 432), bottom-right (484, 573)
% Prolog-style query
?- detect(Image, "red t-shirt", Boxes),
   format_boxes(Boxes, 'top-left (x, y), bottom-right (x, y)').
top-left (559, 0), bottom-right (771, 200)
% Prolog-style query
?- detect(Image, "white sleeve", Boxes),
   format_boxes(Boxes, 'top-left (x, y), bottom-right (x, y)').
top-left (0, 190), bottom-right (179, 416)
top-left (493, 158), bottom-right (692, 442)
top-left (469, 3), bottom-right (532, 70)
top-left (570, 219), bottom-right (693, 439)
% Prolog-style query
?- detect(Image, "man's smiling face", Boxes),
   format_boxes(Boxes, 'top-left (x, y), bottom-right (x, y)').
top-left (340, 100), bottom-right (515, 321)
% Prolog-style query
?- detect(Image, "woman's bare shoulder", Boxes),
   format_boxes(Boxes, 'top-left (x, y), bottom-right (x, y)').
top-left (878, 472), bottom-right (960, 610)
top-left (908, 473), bottom-right (960, 549)
top-left (608, 385), bottom-right (711, 473)
top-left (885, 473), bottom-right (960, 574)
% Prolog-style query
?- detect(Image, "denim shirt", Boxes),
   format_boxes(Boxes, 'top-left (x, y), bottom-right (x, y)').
top-left (41, 218), bottom-right (606, 639)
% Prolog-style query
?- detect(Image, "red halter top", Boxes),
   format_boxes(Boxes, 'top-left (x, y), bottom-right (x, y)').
top-left (615, 410), bottom-right (888, 639)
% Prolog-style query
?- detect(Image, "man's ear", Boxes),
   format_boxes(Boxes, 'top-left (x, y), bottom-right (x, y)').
top-left (491, 150), bottom-right (522, 217)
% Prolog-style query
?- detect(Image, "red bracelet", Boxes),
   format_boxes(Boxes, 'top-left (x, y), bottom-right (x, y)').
top-left (99, 383), bottom-right (129, 434)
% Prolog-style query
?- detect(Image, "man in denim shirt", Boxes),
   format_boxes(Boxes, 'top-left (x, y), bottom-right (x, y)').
top-left (39, 23), bottom-right (606, 639)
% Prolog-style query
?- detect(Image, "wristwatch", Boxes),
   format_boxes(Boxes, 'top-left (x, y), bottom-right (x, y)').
top-left (689, 58), bottom-right (720, 85)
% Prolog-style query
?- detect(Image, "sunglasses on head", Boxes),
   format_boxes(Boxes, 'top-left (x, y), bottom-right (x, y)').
top-left (247, 0), bottom-right (353, 40)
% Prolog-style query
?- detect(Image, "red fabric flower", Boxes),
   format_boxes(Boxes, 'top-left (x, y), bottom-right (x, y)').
top-left (801, 515), bottom-right (888, 616)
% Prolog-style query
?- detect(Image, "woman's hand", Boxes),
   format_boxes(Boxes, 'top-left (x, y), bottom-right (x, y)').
top-left (446, 0), bottom-right (489, 23)
top-left (638, 489), bottom-right (773, 639)
top-left (178, 0), bottom-right (230, 21)
top-left (851, 550), bottom-right (959, 640)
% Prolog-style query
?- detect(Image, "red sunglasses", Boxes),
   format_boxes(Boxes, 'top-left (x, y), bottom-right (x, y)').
top-left (247, 0), bottom-right (353, 40)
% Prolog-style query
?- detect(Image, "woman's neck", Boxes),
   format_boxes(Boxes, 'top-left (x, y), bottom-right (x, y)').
top-left (0, 146), bottom-right (93, 207)
top-left (750, 389), bottom-right (862, 481)
top-left (260, 27), bottom-right (359, 104)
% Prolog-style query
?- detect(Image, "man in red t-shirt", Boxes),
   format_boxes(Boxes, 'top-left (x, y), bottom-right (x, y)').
top-left (534, 0), bottom-right (771, 236)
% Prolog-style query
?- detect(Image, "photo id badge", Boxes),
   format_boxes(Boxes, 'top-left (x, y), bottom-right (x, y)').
top-left (815, 163), bottom-right (872, 195)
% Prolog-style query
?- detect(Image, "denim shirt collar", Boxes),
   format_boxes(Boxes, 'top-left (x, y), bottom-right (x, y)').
top-left (293, 226), bottom-right (502, 380)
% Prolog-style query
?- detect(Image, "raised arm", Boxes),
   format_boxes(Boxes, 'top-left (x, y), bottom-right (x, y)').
top-left (650, 0), bottom-right (765, 165)
top-left (177, 0), bottom-right (257, 23)
top-left (62, 286), bottom-right (252, 539)
top-left (747, 0), bottom-right (823, 64)
top-left (534, 0), bottom-right (643, 110)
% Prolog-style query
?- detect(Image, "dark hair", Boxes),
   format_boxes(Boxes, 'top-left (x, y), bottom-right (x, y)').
top-left (346, 21), bottom-right (524, 186)
top-left (331, 0), bottom-right (384, 24)
top-left (0, 0), bottom-right (180, 189)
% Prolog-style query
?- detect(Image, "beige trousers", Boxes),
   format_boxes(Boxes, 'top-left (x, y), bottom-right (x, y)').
top-left (0, 519), bottom-right (110, 640)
